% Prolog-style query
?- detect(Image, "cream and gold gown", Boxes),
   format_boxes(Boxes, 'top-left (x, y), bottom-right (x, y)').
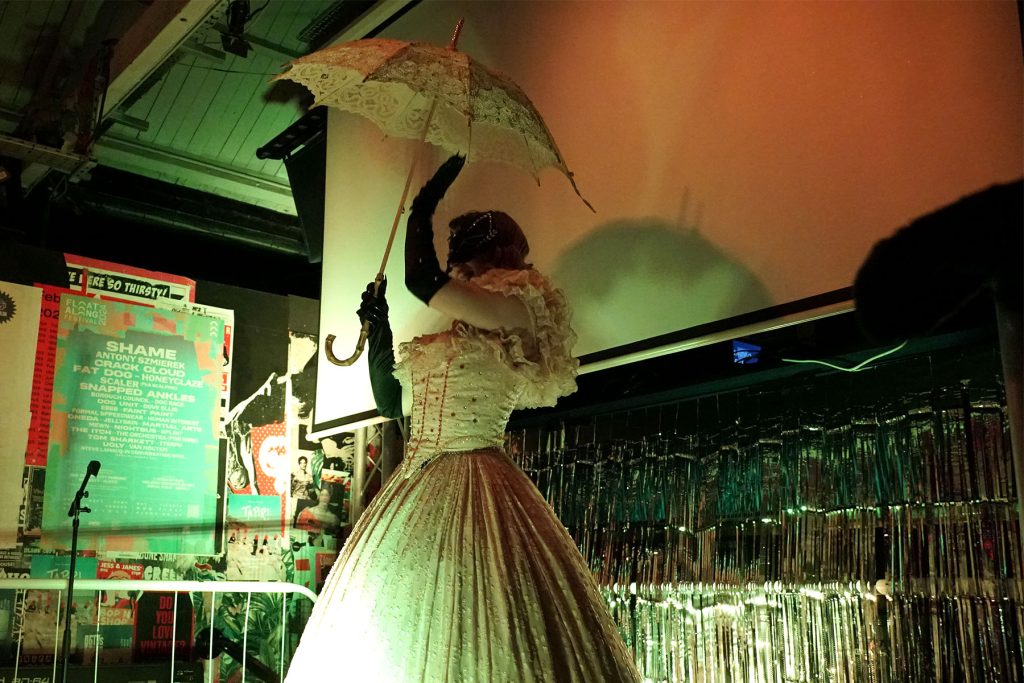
top-left (285, 269), bottom-right (640, 682)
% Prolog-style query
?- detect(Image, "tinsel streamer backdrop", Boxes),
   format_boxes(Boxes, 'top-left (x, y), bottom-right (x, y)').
top-left (510, 348), bottom-right (1022, 682)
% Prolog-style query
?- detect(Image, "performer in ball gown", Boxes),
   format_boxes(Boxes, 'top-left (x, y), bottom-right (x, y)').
top-left (285, 155), bottom-right (641, 682)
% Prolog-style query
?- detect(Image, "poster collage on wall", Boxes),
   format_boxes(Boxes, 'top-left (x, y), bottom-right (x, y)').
top-left (0, 253), bottom-right (364, 678)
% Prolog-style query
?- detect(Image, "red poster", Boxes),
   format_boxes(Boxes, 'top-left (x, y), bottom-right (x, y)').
top-left (132, 592), bottom-right (193, 662)
top-left (25, 285), bottom-right (70, 465)
top-left (97, 560), bottom-right (145, 580)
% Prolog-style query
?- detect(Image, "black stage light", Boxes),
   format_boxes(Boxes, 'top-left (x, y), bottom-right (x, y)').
top-left (221, 0), bottom-right (252, 58)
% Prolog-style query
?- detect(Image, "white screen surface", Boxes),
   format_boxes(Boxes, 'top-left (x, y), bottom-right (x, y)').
top-left (313, 0), bottom-right (1023, 432)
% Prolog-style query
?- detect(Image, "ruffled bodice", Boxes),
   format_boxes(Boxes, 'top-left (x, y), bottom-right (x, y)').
top-left (395, 268), bottom-right (578, 469)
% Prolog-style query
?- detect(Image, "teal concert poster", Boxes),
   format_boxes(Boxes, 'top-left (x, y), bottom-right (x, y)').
top-left (42, 293), bottom-right (225, 554)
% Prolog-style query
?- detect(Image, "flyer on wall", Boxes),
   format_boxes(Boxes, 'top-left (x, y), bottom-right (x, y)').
top-left (40, 293), bottom-right (224, 554)
top-left (64, 254), bottom-right (196, 306)
top-left (27, 256), bottom-right (198, 468)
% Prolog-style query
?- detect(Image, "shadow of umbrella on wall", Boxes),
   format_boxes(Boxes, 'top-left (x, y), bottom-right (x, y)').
top-left (273, 19), bottom-right (591, 366)
top-left (554, 218), bottom-right (773, 354)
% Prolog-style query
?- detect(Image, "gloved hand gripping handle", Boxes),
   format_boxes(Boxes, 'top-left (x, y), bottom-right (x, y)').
top-left (356, 278), bottom-right (403, 418)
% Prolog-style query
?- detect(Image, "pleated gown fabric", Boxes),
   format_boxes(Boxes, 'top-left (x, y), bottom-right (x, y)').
top-left (285, 269), bottom-right (640, 682)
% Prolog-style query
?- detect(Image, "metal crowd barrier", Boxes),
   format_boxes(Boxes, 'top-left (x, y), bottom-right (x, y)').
top-left (0, 578), bottom-right (318, 683)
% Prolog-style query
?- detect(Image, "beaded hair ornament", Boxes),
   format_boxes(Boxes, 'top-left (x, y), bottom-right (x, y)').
top-left (447, 211), bottom-right (498, 264)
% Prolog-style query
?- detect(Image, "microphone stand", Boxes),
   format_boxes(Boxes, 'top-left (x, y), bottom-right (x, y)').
top-left (61, 468), bottom-right (95, 683)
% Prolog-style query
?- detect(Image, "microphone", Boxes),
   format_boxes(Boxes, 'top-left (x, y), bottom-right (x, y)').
top-left (68, 460), bottom-right (101, 517)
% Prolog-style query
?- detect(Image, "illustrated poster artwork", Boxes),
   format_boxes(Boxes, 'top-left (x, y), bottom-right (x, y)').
top-left (225, 494), bottom-right (285, 582)
top-left (0, 281), bottom-right (42, 547)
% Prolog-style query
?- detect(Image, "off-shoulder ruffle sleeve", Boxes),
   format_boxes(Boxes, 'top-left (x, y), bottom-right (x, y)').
top-left (468, 268), bottom-right (579, 408)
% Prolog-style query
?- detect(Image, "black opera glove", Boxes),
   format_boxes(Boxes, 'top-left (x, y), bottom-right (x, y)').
top-left (357, 278), bottom-right (390, 326)
top-left (356, 278), bottom-right (403, 419)
top-left (405, 154), bottom-right (466, 304)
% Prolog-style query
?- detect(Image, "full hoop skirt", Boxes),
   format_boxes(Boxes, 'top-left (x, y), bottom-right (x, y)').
top-left (285, 448), bottom-right (640, 682)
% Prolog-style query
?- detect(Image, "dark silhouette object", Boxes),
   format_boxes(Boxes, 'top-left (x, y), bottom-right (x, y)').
top-left (853, 178), bottom-right (1023, 552)
top-left (195, 627), bottom-right (279, 683)
top-left (553, 219), bottom-right (773, 351)
top-left (853, 180), bottom-right (1022, 345)
top-left (61, 460), bottom-right (100, 683)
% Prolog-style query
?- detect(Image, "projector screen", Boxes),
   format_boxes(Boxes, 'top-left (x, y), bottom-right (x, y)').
top-left (312, 0), bottom-right (1023, 433)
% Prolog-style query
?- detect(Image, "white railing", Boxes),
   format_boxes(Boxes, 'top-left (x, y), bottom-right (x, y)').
top-left (0, 578), bottom-right (317, 683)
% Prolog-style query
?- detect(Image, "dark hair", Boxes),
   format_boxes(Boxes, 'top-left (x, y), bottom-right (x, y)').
top-left (298, 455), bottom-right (308, 464)
top-left (447, 210), bottom-right (531, 270)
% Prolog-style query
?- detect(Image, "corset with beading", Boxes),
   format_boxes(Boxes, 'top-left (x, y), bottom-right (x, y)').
top-left (396, 330), bottom-right (525, 467)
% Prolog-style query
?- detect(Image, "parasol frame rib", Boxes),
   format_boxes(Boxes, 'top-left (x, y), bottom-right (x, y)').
top-left (325, 19), bottom-right (465, 368)
top-left (315, 16), bottom-right (594, 370)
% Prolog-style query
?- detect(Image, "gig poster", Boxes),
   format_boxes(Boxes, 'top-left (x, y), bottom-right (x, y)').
top-left (41, 294), bottom-right (224, 554)
top-left (16, 589), bottom-right (63, 666)
top-left (27, 256), bottom-right (197, 468)
top-left (30, 554), bottom-right (98, 580)
top-left (167, 301), bottom-right (234, 436)
top-left (18, 466), bottom-right (46, 545)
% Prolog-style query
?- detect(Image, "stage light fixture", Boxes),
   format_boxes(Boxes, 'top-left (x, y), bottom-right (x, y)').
top-left (221, 0), bottom-right (253, 58)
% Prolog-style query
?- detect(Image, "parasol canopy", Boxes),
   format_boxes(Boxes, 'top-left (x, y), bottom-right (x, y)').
top-left (273, 25), bottom-right (591, 208)
top-left (272, 20), bottom-right (589, 367)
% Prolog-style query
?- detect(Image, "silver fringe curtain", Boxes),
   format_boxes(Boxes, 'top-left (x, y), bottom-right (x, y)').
top-left (509, 374), bottom-right (1022, 682)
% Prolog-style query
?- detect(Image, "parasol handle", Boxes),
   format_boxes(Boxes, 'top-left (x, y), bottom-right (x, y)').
top-left (324, 273), bottom-right (386, 366)
top-left (324, 325), bottom-right (368, 367)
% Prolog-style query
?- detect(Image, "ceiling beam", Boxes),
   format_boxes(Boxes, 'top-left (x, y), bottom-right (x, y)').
top-left (103, 0), bottom-right (223, 118)
top-left (326, 0), bottom-right (416, 44)
top-left (0, 134), bottom-right (94, 177)
top-left (180, 39), bottom-right (228, 63)
top-left (93, 133), bottom-right (296, 216)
